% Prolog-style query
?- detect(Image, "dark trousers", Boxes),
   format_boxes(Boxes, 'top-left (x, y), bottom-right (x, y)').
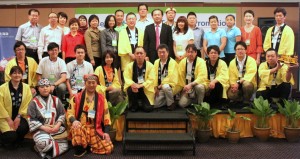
top-left (26, 48), bottom-right (39, 64)
top-left (65, 57), bottom-right (76, 64)
top-left (256, 82), bottom-right (291, 102)
top-left (224, 53), bottom-right (236, 66)
top-left (0, 117), bottom-right (29, 145)
top-left (197, 49), bottom-right (201, 58)
top-left (204, 82), bottom-right (225, 106)
top-left (127, 88), bottom-right (153, 112)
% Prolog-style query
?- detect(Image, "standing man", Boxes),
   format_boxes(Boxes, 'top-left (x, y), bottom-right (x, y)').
top-left (263, 7), bottom-right (295, 55)
top-left (228, 41), bottom-right (257, 106)
top-left (187, 12), bottom-right (204, 58)
top-left (144, 9), bottom-right (174, 63)
top-left (153, 44), bottom-right (178, 110)
top-left (38, 12), bottom-right (63, 61)
top-left (123, 47), bottom-right (155, 112)
top-left (178, 44), bottom-right (207, 108)
top-left (118, 12), bottom-right (144, 72)
top-left (15, 9), bottom-right (42, 64)
top-left (114, 9), bottom-right (127, 33)
top-left (165, 7), bottom-right (176, 32)
top-left (135, 4), bottom-right (153, 32)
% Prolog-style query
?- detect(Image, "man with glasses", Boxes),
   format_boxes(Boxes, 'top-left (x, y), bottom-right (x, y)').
top-left (15, 9), bottom-right (42, 63)
top-left (228, 41), bottom-right (257, 106)
top-left (38, 12), bottom-right (63, 62)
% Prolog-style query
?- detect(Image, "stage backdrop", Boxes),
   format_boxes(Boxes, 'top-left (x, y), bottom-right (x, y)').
top-left (0, 27), bottom-right (17, 60)
top-left (75, 7), bottom-right (236, 31)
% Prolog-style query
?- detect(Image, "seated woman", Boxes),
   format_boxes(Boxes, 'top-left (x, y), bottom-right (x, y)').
top-left (94, 50), bottom-right (123, 106)
top-left (0, 66), bottom-right (31, 147)
top-left (27, 78), bottom-right (68, 158)
top-left (67, 74), bottom-right (113, 157)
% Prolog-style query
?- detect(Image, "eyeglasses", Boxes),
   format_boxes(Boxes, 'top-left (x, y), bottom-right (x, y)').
top-left (15, 48), bottom-right (25, 52)
top-left (236, 48), bottom-right (245, 51)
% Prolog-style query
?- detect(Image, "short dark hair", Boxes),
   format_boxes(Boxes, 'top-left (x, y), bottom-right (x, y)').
top-left (151, 9), bottom-right (163, 17)
top-left (134, 46), bottom-right (145, 53)
top-left (104, 15), bottom-right (117, 29)
top-left (265, 48), bottom-right (278, 56)
top-left (14, 41), bottom-right (26, 51)
top-left (244, 10), bottom-right (255, 17)
top-left (88, 14), bottom-right (99, 27)
top-left (175, 16), bottom-right (189, 34)
top-left (115, 9), bottom-right (124, 15)
top-left (74, 44), bottom-right (86, 53)
top-left (187, 12), bottom-right (197, 18)
top-left (10, 66), bottom-right (23, 75)
top-left (226, 14), bottom-right (235, 20)
top-left (138, 3), bottom-right (148, 11)
top-left (28, 9), bottom-right (39, 15)
top-left (157, 44), bottom-right (169, 53)
top-left (207, 45), bottom-right (220, 55)
top-left (274, 7), bottom-right (287, 16)
top-left (68, 18), bottom-right (79, 27)
top-left (126, 12), bottom-right (136, 19)
top-left (234, 41), bottom-right (247, 50)
top-left (185, 44), bottom-right (197, 52)
top-left (209, 15), bottom-right (218, 22)
top-left (57, 12), bottom-right (68, 21)
top-left (47, 42), bottom-right (59, 51)
top-left (78, 15), bottom-right (87, 21)
top-left (102, 50), bottom-right (116, 68)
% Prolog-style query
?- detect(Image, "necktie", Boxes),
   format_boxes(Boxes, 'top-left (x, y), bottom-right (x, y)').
top-left (155, 24), bottom-right (160, 49)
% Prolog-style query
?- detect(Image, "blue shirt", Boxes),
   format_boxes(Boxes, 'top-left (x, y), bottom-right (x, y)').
top-left (224, 26), bottom-right (241, 54)
top-left (204, 28), bottom-right (227, 57)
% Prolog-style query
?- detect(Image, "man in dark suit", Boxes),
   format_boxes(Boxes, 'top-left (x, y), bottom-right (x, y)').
top-left (144, 9), bottom-right (174, 63)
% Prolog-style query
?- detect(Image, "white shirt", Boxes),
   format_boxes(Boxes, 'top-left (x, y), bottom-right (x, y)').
top-left (272, 23), bottom-right (285, 49)
top-left (36, 57), bottom-right (67, 84)
top-left (136, 18), bottom-right (153, 31)
top-left (59, 26), bottom-right (70, 35)
top-left (237, 55), bottom-right (247, 73)
top-left (129, 28), bottom-right (137, 45)
top-left (187, 59), bottom-right (194, 83)
top-left (173, 29), bottom-right (194, 56)
top-left (15, 21), bottom-right (42, 49)
top-left (38, 24), bottom-right (63, 59)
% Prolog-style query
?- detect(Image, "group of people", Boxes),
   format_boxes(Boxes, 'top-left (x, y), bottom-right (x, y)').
top-left (0, 4), bottom-right (296, 158)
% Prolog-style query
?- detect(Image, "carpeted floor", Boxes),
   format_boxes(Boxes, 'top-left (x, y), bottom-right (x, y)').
top-left (1, 137), bottom-right (300, 159)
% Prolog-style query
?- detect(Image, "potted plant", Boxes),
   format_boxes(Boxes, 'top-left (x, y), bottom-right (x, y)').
top-left (226, 109), bottom-right (251, 143)
top-left (244, 96), bottom-right (276, 141)
top-left (187, 102), bottom-right (221, 143)
top-left (108, 100), bottom-right (128, 141)
top-left (277, 99), bottom-right (300, 142)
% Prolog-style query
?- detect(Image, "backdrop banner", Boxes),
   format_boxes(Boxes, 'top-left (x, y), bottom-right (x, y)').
top-left (0, 27), bottom-right (17, 60)
top-left (75, 7), bottom-right (236, 31)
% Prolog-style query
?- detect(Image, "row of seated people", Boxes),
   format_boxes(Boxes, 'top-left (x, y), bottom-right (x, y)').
top-left (4, 40), bottom-right (295, 112)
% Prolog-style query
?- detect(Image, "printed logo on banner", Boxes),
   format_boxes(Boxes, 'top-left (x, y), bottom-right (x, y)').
top-left (0, 28), bottom-right (18, 60)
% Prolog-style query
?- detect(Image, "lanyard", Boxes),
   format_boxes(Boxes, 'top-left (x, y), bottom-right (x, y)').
top-left (126, 27), bottom-right (138, 53)
top-left (158, 58), bottom-right (170, 85)
top-left (235, 56), bottom-right (248, 80)
top-left (267, 63), bottom-right (278, 81)
top-left (185, 57), bottom-right (197, 84)
top-left (206, 58), bottom-right (219, 80)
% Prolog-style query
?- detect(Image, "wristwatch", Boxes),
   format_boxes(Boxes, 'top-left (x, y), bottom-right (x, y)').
top-left (237, 80), bottom-right (240, 84)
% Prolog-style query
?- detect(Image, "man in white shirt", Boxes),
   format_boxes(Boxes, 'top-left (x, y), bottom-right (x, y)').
top-left (15, 9), bottom-right (42, 63)
top-left (38, 12), bottom-right (63, 61)
top-left (36, 42), bottom-right (67, 101)
top-left (135, 3), bottom-right (153, 31)
top-left (66, 44), bottom-right (94, 98)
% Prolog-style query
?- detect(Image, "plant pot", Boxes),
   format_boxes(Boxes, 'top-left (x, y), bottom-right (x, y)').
top-left (226, 130), bottom-right (240, 143)
top-left (284, 127), bottom-right (300, 142)
top-left (108, 129), bottom-right (117, 142)
top-left (253, 126), bottom-right (270, 142)
top-left (196, 128), bottom-right (212, 143)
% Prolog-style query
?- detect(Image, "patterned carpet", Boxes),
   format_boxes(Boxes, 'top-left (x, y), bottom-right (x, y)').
top-left (1, 137), bottom-right (300, 159)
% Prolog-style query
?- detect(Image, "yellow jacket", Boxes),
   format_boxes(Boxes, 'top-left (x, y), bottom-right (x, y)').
top-left (123, 61), bottom-right (155, 105)
top-left (258, 62), bottom-right (294, 91)
top-left (0, 82), bottom-right (32, 132)
top-left (263, 25), bottom-right (294, 55)
top-left (118, 27), bottom-right (144, 71)
top-left (178, 57), bottom-right (208, 88)
top-left (94, 66), bottom-right (121, 93)
top-left (153, 58), bottom-right (179, 94)
top-left (5, 57), bottom-right (38, 87)
top-left (204, 59), bottom-right (229, 98)
top-left (228, 56), bottom-right (257, 89)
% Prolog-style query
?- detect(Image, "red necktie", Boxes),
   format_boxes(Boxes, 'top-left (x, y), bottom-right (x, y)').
top-left (155, 24), bottom-right (160, 49)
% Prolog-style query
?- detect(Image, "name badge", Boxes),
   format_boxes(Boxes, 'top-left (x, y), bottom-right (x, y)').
top-left (30, 36), bottom-right (37, 43)
top-left (245, 39), bottom-right (250, 46)
top-left (138, 75), bottom-right (144, 84)
top-left (238, 72), bottom-right (243, 78)
top-left (186, 73), bottom-right (192, 81)
top-left (271, 79), bottom-right (276, 86)
top-left (176, 45), bottom-right (183, 51)
top-left (106, 82), bottom-right (112, 87)
top-left (210, 73), bottom-right (215, 81)
top-left (76, 76), bottom-right (83, 86)
top-left (112, 40), bottom-right (117, 46)
top-left (48, 74), bottom-right (56, 84)
top-left (44, 111), bottom-right (52, 119)
top-left (22, 73), bottom-right (28, 80)
top-left (88, 110), bottom-right (95, 119)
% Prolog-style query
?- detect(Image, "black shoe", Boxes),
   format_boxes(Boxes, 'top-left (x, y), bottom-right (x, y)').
top-left (74, 146), bottom-right (87, 158)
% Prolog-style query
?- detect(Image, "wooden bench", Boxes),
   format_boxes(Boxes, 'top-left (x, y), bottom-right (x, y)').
top-left (123, 108), bottom-right (195, 155)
